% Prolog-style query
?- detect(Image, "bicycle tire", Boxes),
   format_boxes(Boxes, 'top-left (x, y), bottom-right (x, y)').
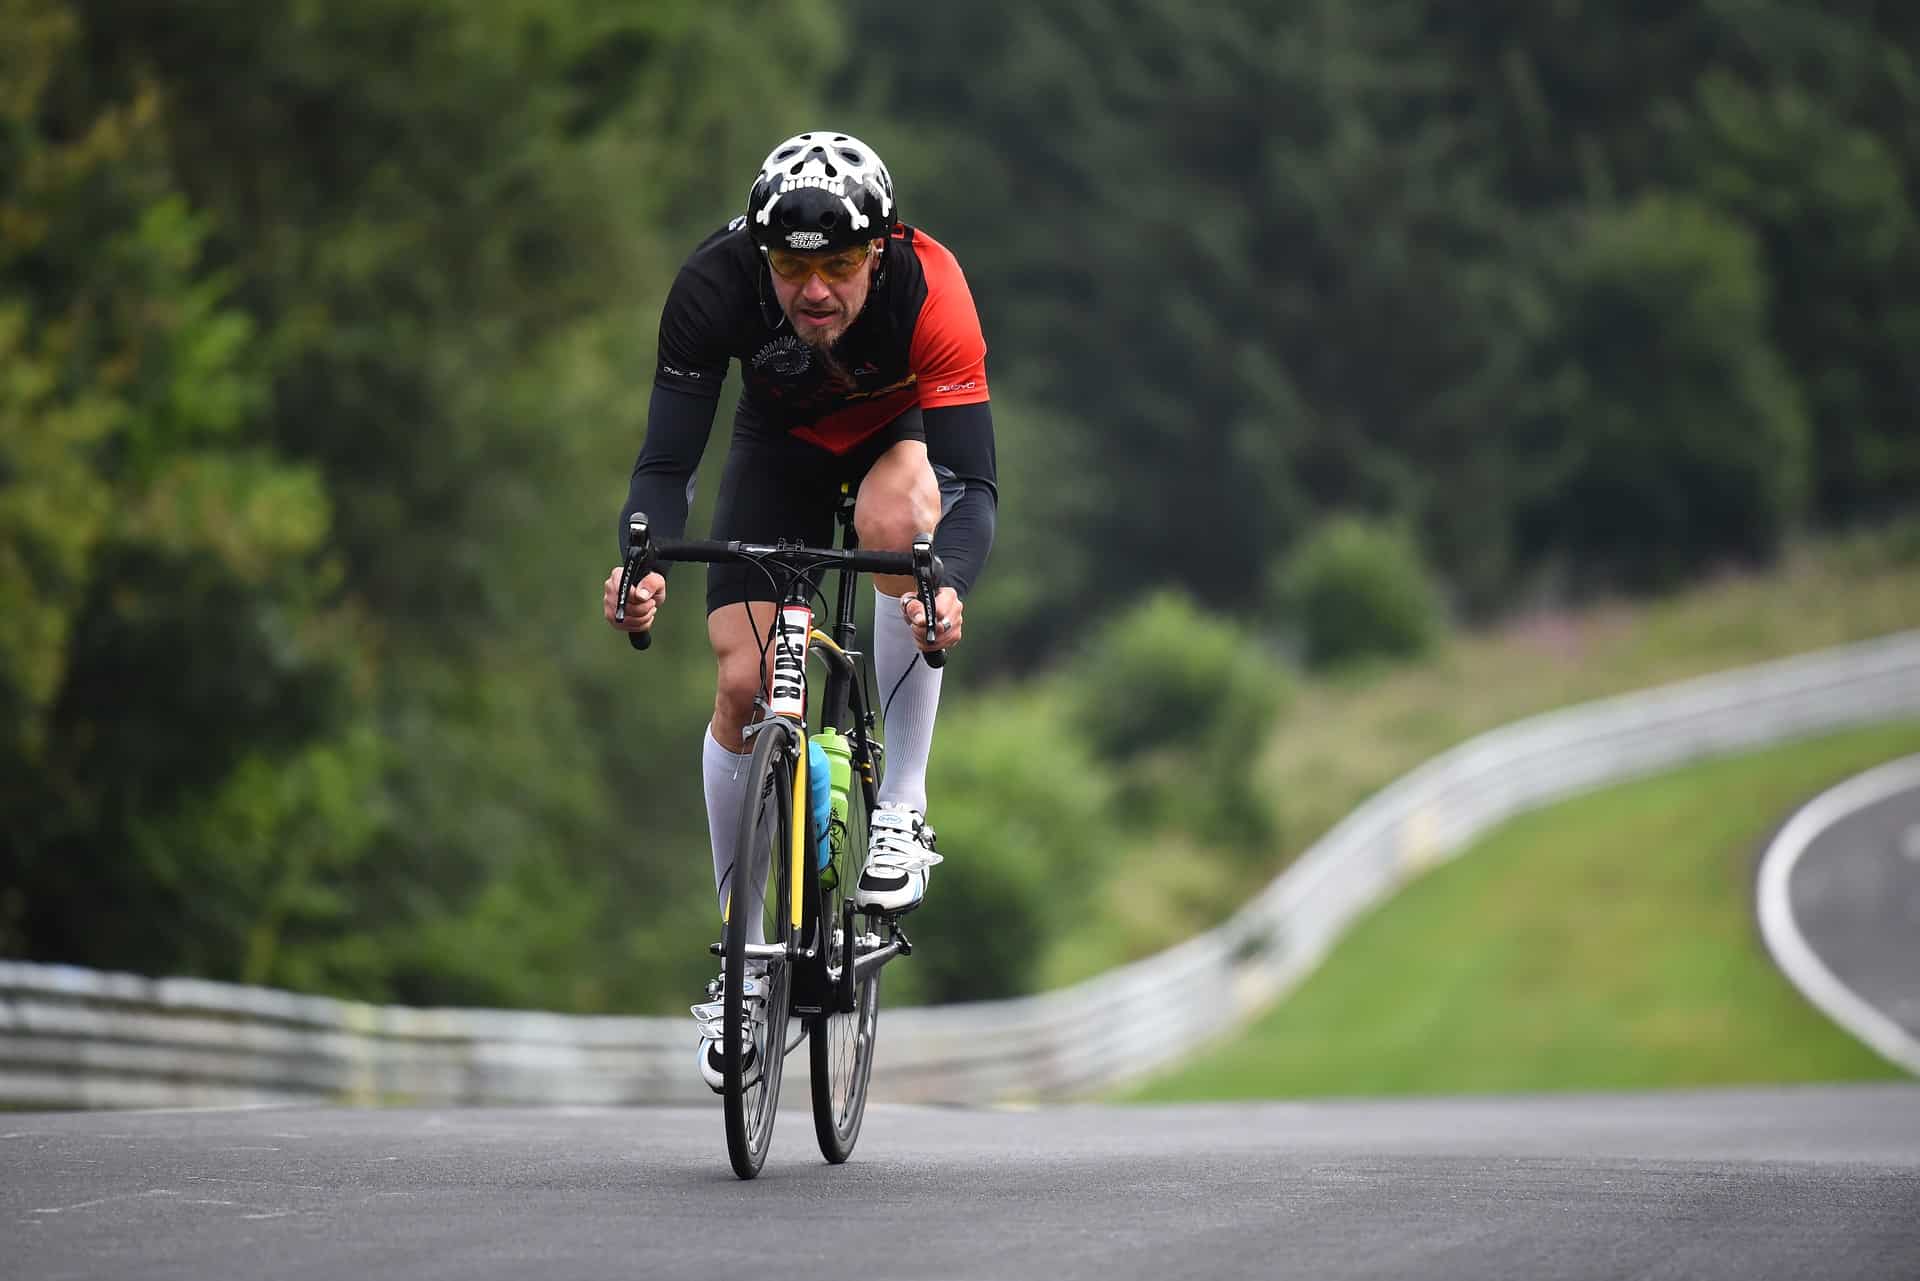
top-left (724, 719), bottom-right (797, 1180)
top-left (810, 755), bottom-right (881, 1163)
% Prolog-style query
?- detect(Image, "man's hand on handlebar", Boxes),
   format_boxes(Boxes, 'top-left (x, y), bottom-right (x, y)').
top-left (902, 586), bottom-right (962, 654)
top-left (604, 566), bottom-right (665, 633)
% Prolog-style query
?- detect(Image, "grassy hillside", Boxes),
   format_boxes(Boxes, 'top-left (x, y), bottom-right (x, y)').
top-left (1042, 525), bottom-right (1920, 987)
top-left (1133, 721), bottom-right (1920, 1099)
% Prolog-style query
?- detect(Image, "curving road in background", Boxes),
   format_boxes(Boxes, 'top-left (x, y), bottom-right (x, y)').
top-left (7, 1088), bottom-right (1919, 1280)
top-left (1759, 754), bottom-right (1920, 1073)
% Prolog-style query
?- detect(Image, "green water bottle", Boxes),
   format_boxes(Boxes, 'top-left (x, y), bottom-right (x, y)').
top-left (814, 728), bottom-right (853, 885)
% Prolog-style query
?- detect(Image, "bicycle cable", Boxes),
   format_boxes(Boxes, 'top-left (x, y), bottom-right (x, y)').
top-left (741, 551), bottom-right (843, 717)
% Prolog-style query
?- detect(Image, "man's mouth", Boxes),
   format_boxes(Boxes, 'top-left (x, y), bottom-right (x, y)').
top-left (798, 306), bottom-right (839, 327)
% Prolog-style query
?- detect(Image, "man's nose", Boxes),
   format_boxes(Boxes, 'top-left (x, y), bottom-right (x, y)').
top-left (800, 272), bottom-right (834, 299)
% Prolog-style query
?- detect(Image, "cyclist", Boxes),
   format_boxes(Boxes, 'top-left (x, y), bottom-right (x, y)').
top-left (599, 131), bottom-right (998, 1090)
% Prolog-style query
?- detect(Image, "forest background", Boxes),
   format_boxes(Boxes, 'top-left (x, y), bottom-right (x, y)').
top-left (5, 0), bottom-right (1916, 1012)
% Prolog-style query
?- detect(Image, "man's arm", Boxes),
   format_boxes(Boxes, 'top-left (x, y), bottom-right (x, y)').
top-left (923, 400), bottom-right (997, 598)
top-left (618, 385), bottom-right (721, 557)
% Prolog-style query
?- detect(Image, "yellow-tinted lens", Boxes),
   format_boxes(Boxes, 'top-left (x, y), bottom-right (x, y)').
top-left (766, 243), bottom-right (871, 283)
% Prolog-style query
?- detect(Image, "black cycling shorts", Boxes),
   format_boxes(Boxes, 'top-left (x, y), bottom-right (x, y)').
top-left (705, 407), bottom-right (928, 613)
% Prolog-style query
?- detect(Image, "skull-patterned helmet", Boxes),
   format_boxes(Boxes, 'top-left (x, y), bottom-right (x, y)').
top-left (746, 131), bottom-right (896, 253)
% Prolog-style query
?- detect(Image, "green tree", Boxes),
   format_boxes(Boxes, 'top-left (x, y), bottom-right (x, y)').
top-left (1272, 517), bottom-right (1448, 670)
top-left (1665, 72), bottom-right (1920, 525)
top-left (1515, 196), bottom-right (1809, 590)
top-left (1, 0), bottom-right (374, 973)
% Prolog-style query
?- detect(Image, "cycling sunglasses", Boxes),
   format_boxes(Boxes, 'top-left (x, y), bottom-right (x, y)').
top-left (764, 241), bottom-right (874, 284)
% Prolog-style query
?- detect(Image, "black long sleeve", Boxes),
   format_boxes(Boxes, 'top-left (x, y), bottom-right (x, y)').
top-left (924, 400), bottom-right (998, 598)
top-left (618, 384), bottom-right (721, 558)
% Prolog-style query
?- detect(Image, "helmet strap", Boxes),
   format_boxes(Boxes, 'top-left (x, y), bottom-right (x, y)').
top-left (755, 255), bottom-right (788, 329)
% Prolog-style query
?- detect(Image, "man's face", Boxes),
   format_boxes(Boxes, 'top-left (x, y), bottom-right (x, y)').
top-left (766, 241), bottom-right (881, 350)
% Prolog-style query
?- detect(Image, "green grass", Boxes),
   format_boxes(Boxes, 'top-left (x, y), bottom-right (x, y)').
top-left (1131, 720), bottom-right (1920, 1100)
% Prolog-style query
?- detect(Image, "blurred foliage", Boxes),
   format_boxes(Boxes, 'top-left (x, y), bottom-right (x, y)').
top-left (0, 0), bottom-right (840, 1006)
top-left (1271, 517), bottom-right (1448, 669)
top-left (893, 693), bottom-right (1117, 1005)
top-left (1071, 590), bottom-right (1289, 765)
top-left (3, 0), bottom-right (1918, 1012)
top-left (1514, 195), bottom-right (1809, 591)
top-left (0, 0), bottom-right (368, 977)
top-left (1067, 591), bottom-right (1289, 846)
top-left (848, 0), bottom-right (1919, 616)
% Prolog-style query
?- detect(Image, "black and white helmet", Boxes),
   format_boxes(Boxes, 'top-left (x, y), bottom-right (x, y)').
top-left (746, 131), bottom-right (896, 253)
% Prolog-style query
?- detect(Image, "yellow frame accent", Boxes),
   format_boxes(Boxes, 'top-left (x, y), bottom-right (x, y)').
top-left (789, 731), bottom-right (808, 928)
top-left (718, 629), bottom-right (847, 935)
top-left (719, 722), bottom-right (811, 932)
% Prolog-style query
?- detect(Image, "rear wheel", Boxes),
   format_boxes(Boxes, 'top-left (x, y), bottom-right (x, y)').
top-left (811, 758), bottom-right (881, 1163)
top-left (724, 720), bottom-right (797, 1180)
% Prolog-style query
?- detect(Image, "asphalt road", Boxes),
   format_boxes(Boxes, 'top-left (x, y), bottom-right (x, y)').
top-left (7, 1087), bottom-right (1918, 1281)
top-left (1783, 773), bottom-right (1920, 1039)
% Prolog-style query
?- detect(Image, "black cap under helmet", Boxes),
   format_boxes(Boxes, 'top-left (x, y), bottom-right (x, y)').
top-left (746, 131), bottom-right (896, 253)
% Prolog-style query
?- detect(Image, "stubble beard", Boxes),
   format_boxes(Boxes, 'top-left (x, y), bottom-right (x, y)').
top-left (799, 313), bottom-right (847, 353)
top-left (784, 297), bottom-right (849, 351)
top-left (785, 301), bottom-right (858, 380)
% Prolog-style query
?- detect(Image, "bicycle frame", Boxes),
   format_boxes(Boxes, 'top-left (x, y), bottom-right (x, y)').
top-left (783, 505), bottom-right (910, 1018)
top-left (631, 496), bottom-right (915, 1020)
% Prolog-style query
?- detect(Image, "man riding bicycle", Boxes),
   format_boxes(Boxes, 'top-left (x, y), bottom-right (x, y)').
top-left (600, 131), bottom-right (998, 1091)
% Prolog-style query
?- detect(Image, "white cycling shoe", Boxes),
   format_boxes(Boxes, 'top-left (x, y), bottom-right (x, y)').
top-left (853, 804), bottom-right (943, 915)
top-left (692, 971), bottom-right (763, 1093)
top-left (693, 967), bottom-right (805, 1092)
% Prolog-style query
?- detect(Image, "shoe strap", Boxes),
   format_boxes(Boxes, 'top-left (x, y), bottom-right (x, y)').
top-left (870, 807), bottom-right (921, 834)
top-left (689, 974), bottom-right (767, 1036)
top-left (690, 1001), bottom-right (727, 1039)
top-left (867, 834), bottom-right (944, 872)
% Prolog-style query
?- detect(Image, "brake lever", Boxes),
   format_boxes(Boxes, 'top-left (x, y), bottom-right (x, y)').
top-left (911, 533), bottom-right (945, 671)
top-left (617, 512), bottom-right (654, 652)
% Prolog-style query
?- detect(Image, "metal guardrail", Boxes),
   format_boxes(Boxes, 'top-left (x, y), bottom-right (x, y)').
top-left (6, 631), bottom-right (1919, 1109)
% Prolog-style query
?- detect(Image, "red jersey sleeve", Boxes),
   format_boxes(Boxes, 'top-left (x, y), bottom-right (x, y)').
top-left (908, 232), bottom-right (991, 409)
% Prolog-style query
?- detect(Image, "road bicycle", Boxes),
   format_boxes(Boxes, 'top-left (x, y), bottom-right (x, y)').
top-left (615, 495), bottom-right (944, 1179)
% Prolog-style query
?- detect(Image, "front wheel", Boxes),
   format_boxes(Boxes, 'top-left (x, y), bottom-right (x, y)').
top-left (811, 771), bottom-right (881, 1163)
top-left (724, 719), bottom-right (797, 1180)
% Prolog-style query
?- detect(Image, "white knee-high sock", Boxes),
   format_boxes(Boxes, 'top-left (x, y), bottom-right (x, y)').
top-left (872, 588), bottom-right (944, 814)
top-left (702, 724), bottom-right (761, 945)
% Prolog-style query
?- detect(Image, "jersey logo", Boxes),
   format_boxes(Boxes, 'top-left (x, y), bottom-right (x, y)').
top-left (934, 379), bottom-right (979, 395)
top-left (751, 335), bottom-right (813, 378)
top-left (728, 215), bottom-right (747, 232)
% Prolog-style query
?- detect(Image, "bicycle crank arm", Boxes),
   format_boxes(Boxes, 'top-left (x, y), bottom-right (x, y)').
top-left (852, 928), bottom-right (912, 982)
top-left (708, 941), bottom-right (788, 961)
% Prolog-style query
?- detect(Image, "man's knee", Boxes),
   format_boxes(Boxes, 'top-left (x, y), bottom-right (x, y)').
top-left (709, 605), bottom-right (773, 746)
top-left (856, 460), bottom-right (939, 551)
top-left (713, 658), bottom-right (760, 732)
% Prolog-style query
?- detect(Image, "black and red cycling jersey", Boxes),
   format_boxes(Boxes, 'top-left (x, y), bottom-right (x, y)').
top-left (657, 221), bottom-right (990, 448)
top-left (622, 219), bottom-right (998, 598)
